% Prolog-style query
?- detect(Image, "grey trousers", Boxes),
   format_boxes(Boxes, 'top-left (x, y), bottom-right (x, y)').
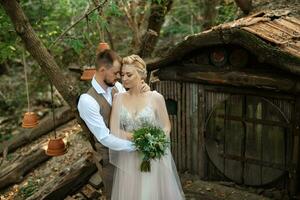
top-left (93, 144), bottom-right (114, 199)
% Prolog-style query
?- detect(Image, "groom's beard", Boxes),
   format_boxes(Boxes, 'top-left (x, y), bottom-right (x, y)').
top-left (104, 79), bottom-right (115, 87)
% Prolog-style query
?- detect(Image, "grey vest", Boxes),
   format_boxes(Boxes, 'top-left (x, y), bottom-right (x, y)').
top-left (86, 86), bottom-right (118, 151)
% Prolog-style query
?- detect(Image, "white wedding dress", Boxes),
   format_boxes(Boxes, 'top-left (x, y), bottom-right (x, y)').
top-left (109, 91), bottom-right (185, 200)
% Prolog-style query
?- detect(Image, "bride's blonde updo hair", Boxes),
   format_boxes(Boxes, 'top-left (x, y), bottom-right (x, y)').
top-left (122, 54), bottom-right (147, 79)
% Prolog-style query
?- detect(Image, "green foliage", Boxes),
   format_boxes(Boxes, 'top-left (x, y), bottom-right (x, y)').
top-left (6, 153), bottom-right (14, 161)
top-left (215, 1), bottom-right (238, 24)
top-left (19, 179), bottom-right (39, 198)
top-left (160, 1), bottom-right (203, 39)
top-left (133, 125), bottom-right (169, 172)
top-left (66, 39), bottom-right (85, 55)
top-left (0, 132), bottom-right (13, 143)
top-left (0, 8), bottom-right (20, 63)
top-left (105, 1), bottom-right (123, 17)
top-left (0, 70), bottom-right (28, 113)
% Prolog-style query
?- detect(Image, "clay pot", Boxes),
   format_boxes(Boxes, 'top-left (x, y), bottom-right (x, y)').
top-left (80, 68), bottom-right (96, 81)
top-left (46, 138), bottom-right (66, 156)
top-left (96, 42), bottom-right (110, 54)
top-left (22, 111), bottom-right (39, 128)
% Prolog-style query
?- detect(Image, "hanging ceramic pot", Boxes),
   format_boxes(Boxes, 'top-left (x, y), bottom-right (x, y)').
top-left (80, 68), bottom-right (96, 81)
top-left (46, 138), bottom-right (66, 156)
top-left (22, 111), bottom-right (39, 128)
top-left (96, 42), bottom-right (110, 55)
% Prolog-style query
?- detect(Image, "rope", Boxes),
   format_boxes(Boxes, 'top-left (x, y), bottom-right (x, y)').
top-left (85, 15), bottom-right (94, 67)
top-left (50, 82), bottom-right (57, 138)
top-left (22, 51), bottom-right (31, 112)
top-left (100, 17), bottom-right (105, 42)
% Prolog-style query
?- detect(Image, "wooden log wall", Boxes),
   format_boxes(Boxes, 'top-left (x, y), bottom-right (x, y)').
top-left (152, 80), bottom-right (297, 190)
top-left (152, 81), bottom-right (205, 175)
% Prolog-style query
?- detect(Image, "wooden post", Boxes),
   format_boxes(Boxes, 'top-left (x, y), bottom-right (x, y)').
top-left (198, 85), bottom-right (207, 179)
top-left (290, 96), bottom-right (300, 196)
top-left (186, 83), bottom-right (192, 172)
top-left (176, 83), bottom-right (182, 171)
top-left (192, 84), bottom-right (199, 174)
top-left (182, 83), bottom-right (187, 171)
top-left (173, 81), bottom-right (178, 166)
top-left (177, 82), bottom-right (183, 171)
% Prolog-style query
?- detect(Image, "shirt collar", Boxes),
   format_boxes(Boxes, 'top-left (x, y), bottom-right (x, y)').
top-left (91, 76), bottom-right (113, 94)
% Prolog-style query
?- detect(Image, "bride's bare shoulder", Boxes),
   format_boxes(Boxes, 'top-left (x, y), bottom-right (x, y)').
top-left (149, 90), bottom-right (164, 100)
top-left (113, 92), bottom-right (127, 101)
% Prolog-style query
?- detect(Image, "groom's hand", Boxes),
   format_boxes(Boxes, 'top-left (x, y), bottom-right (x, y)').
top-left (140, 80), bottom-right (150, 93)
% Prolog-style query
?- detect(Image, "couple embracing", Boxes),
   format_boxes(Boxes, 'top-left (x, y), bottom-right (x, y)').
top-left (78, 50), bottom-right (185, 200)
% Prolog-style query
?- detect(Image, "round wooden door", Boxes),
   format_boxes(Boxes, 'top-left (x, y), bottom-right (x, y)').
top-left (205, 95), bottom-right (290, 186)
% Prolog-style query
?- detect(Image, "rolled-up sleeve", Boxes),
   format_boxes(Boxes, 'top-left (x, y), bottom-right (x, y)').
top-left (78, 94), bottom-right (135, 152)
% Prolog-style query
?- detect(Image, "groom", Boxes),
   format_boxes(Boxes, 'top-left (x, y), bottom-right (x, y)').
top-left (78, 49), bottom-right (140, 198)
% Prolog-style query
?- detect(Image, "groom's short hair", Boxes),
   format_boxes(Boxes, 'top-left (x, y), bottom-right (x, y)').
top-left (95, 49), bottom-right (121, 70)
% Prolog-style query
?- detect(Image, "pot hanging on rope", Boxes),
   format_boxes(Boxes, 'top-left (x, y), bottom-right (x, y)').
top-left (96, 42), bottom-right (110, 55)
top-left (46, 138), bottom-right (66, 156)
top-left (95, 13), bottom-right (110, 55)
top-left (80, 68), bottom-right (96, 81)
top-left (46, 82), bottom-right (66, 156)
top-left (21, 51), bottom-right (39, 128)
top-left (22, 112), bottom-right (39, 128)
top-left (80, 16), bottom-right (101, 81)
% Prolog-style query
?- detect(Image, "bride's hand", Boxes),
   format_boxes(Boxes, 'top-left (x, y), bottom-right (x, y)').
top-left (125, 132), bottom-right (133, 141)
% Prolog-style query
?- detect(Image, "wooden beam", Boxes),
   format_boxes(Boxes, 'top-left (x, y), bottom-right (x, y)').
top-left (156, 66), bottom-right (300, 94)
top-left (0, 149), bottom-right (50, 189)
top-left (27, 154), bottom-right (97, 200)
top-left (204, 85), bottom-right (294, 101)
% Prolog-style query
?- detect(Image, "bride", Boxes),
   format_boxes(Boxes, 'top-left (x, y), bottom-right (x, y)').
top-left (109, 55), bottom-right (185, 200)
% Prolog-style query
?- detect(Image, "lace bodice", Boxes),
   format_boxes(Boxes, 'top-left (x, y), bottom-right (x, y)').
top-left (119, 105), bottom-right (157, 132)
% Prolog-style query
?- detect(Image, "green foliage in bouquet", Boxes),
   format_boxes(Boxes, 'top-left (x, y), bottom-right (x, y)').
top-left (132, 125), bottom-right (169, 172)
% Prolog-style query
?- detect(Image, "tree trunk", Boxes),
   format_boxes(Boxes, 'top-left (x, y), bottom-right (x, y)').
top-left (0, 149), bottom-right (50, 189)
top-left (26, 154), bottom-right (97, 200)
top-left (0, 106), bottom-right (74, 155)
top-left (138, 0), bottom-right (173, 58)
top-left (202, 0), bottom-right (220, 30)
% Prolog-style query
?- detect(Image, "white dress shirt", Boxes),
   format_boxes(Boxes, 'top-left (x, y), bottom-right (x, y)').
top-left (77, 77), bottom-right (134, 152)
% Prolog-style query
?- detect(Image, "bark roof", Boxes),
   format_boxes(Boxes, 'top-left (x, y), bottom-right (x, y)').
top-left (148, 10), bottom-right (300, 76)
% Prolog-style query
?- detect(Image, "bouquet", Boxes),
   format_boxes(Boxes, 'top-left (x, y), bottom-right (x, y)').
top-left (132, 125), bottom-right (169, 172)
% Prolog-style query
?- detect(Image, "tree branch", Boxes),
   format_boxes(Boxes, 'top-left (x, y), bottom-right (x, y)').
top-left (138, 0), bottom-right (173, 58)
top-left (49, 0), bottom-right (109, 49)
